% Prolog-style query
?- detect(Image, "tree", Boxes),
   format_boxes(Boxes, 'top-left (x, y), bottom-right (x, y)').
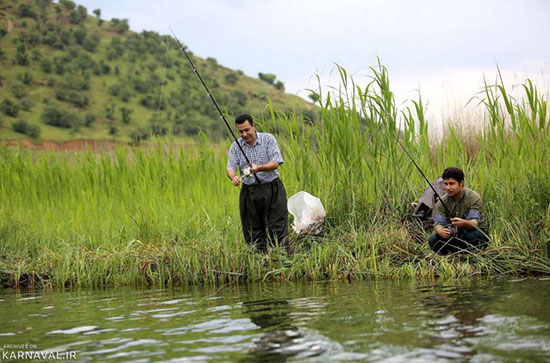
top-left (93, 8), bottom-right (101, 18)
top-left (225, 72), bottom-right (238, 85)
top-left (308, 92), bottom-right (320, 103)
top-left (117, 19), bottom-right (129, 34)
top-left (12, 120), bottom-right (41, 138)
top-left (120, 107), bottom-right (133, 124)
top-left (73, 28), bottom-right (87, 44)
top-left (0, 99), bottom-right (19, 117)
top-left (59, 0), bottom-right (76, 10)
top-left (258, 72), bottom-right (276, 85)
top-left (18, 4), bottom-right (37, 19)
top-left (274, 80), bottom-right (285, 91)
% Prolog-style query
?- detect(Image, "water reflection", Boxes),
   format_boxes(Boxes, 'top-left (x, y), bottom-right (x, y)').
top-left (1, 279), bottom-right (550, 361)
top-left (242, 298), bottom-right (325, 361)
top-left (418, 283), bottom-right (489, 360)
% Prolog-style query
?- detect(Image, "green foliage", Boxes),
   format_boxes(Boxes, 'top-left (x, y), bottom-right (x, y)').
top-left (224, 72), bottom-right (238, 85)
top-left (0, 0), bottom-right (314, 142)
top-left (259, 72), bottom-right (276, 85)
top-left (18, 4), bottom-right (37, 19)
top-left (129, 126), bottom-right (150, 145)
top-left (232, 90), bottom-right (247, 106)
top-left (18, 72), bottom-right (32, 85)
top-left (274, 80), bottom-right (285, 91)
top-left (73, 27), bottom-right (87, 44)
top-left (84, 113), bottom-right (96, 126)
top-left (41, 105), bottom-right (82, 129)
top-left (108, 124), bottom-right (118, 136)
top-left (14, 44), bottom-right (29, 65)
top-left (117, 19), bottom-right (129, 34)
top-left (206, 57), bottom-right (218, 68)
top-left (55, 88), bottom-right (89, 108)
top-left (11, 119), bottom-right (41, 138)
top-left (11, 83), bottom-right (27, 99)
top-left (59, 0), bottom-right (76, 10)
top-left (0, 98), bottom-right (19, 117)
top-left (120, 107), bottom-right (133, 124)
top-left (308, 92), bottom-right (320, 103)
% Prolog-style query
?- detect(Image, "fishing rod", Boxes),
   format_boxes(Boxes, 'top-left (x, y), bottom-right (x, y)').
top-left (390, 131), bottom-right (453, 217)
top-left (169, 28), bottom-right (254, 179)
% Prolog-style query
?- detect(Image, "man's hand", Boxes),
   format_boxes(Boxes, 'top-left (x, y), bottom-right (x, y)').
top-left (435, 226), bottom-right (451, 239)
top-left (231, 175), bottom-right (242, 186)
top-left (451, 217), bottom-right (477, 229)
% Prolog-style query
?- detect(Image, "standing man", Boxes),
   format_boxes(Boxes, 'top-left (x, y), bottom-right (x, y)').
top-left (226, 113), bottom-right (288, 252)
top-left (428, 167), bottom-right (490, 255)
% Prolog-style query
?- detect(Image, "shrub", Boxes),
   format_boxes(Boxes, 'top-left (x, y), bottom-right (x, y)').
top-left (0, 99), bottom-right (19, 117)
top-left (18, 72), bottom-right (33, 85)
top-left (206, 57), bottom-right (218, 67)
top-left (258, 72), bottom-right (276, 85)
top-left (59, 0), bottom-right (76, 10)
top-left (120, 107), bottom-right (133, 124)
top-left (83, 33), bottom-right (100, 52)
top-left (18, 4), bottom-right (37, 19)
top-left (12, 119), bottom-right (41, 138)
top-left (11, 83), bottom-right (27, 99)
top-left (20, 98), bottom-right (33, 112)
top-left (41, 105), bottom-right (81, 129)
top-left (232, 90), bottom-right (248, 106)
top-left (117, 19), bottom-right (129, 34)
top-left (225, 72), bottom-right (238, 85)
top-left (14, 45), bottom-right (29, 66)
top-left (308, 92), bottom-right (320, 103)
top-left (274, 80), bottom-right (285, 91)
top-left (130, 127), bottom-right (150, 145)
top-left (84, 113), bottom-right (96, 126)
top-left (73, 28), bottom-right (87, 44)
top-left (108, 125), bottom-right (118, 136)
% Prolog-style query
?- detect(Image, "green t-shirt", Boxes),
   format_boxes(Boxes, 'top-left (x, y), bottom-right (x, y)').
top-left (434, 187), bottom-right (486, 230)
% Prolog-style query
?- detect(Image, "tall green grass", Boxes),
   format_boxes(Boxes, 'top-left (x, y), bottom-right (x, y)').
top-left (1, 62), bottom-right (549, 288)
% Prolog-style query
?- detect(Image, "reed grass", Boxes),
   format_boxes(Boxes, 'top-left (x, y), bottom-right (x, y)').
top-left (1, 62), bottom-right (549, 288)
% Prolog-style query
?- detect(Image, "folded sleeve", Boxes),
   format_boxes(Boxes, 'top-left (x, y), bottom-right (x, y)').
top-left (266, 134), bottom-right (284, 165)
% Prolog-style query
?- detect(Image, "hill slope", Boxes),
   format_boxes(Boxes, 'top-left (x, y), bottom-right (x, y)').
top-left (0, 0), bottom-right (317, 144)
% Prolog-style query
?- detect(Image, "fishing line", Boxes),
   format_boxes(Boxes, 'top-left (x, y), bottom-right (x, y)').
top-left (169, 27), bottom-right (256, 180)
top-left (154, 35), bottom-right (170, 133)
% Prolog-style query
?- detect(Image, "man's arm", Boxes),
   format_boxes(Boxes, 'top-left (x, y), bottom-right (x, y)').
top-left (251, 161), bottom-right (279, 173)
top-left (433, 200), bottom-right (451, 238)
top-left (227, 168), bottom-right (241, 186)
top-left (451, 193), bottom-right (482, 230)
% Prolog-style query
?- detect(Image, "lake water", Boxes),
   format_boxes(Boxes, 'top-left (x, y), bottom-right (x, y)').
top-left (1, 278), bottom-right (549, 362)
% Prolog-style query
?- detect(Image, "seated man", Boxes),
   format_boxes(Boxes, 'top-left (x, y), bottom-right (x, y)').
top-left (428, 167), bottom-right (489, 255)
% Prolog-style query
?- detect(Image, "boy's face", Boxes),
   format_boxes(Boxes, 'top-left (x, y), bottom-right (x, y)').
top-left (444, 178), bottom-right (464, 198)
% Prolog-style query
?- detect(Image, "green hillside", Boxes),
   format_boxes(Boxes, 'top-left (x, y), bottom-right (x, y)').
top-left (0, 0), bottom-right (317, 144)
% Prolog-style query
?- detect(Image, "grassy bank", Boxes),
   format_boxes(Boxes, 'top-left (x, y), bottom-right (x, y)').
top-left (1, 64), bottom-right (549, 288)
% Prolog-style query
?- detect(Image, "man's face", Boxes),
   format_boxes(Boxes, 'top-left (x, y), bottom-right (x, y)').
top-left (444, 178), bottom-right (464, 198)
top-left (237, 120), bottom-right (256, 144)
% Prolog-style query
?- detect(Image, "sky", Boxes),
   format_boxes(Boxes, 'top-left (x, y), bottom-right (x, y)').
top-left (76, 0), bottom-right (550, 126)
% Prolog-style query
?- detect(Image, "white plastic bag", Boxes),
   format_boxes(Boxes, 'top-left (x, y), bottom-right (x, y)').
top-left (287, 191), bottom-right (325, 235)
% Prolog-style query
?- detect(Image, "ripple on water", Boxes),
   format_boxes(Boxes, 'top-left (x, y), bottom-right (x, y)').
top-left (47, 326), bottom-right (98, 335)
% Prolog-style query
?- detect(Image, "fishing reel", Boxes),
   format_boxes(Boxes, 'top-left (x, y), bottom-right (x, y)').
top-left (242, 166), bottom-right (252, 177)
top-left (449, 226), bottom-right (458, 237)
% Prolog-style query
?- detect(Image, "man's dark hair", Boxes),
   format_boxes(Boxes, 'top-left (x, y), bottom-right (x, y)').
top-left (235, 113), bottom-right (254, 125)
top-left (442, 167), bottom-right (464, 182)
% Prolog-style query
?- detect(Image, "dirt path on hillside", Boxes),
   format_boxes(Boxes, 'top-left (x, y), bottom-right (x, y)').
top-left (2, 138), bottom-right (124, 152)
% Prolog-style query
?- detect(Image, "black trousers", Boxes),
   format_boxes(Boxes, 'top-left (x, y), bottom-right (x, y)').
top-left (428, 228), bottom-right (489, 255)
top-left (239, 178), bottom-right (289, 252)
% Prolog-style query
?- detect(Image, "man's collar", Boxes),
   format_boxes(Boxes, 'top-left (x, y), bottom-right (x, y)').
top-left (240, 131), bottom-right (260, 147)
